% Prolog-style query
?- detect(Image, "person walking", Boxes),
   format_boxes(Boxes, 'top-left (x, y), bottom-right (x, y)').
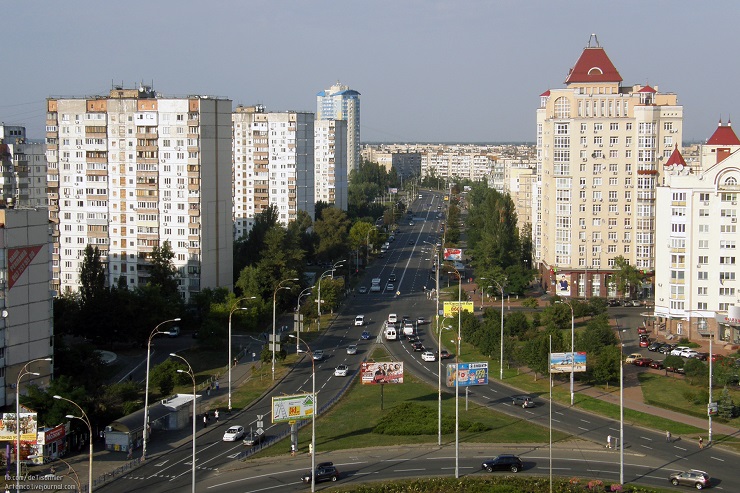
top-left (699, 437), bottom-right (704, 449)
top-left (203, 414), bottom-right (208, 428)
top-left (290, 444), bottom-right (296, 457)
top-left (666, 430), bottom-right (671, 443)
top-left (606, 435), bottom-right (612, 449)
top-left (308, 443), bottom-right (313, 456)
top-left (214, 409), bottom-right (219, 422)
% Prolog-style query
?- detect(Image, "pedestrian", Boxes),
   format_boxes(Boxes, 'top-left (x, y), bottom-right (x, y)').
top-left (606, 435), bottom-right (612, 449)
top-left (127, 448), bottom-right (133, 460)
top-left (666, 430), bottom-right (671, 443)
top-left (214, 409), bottom-right (219, 422)
top-left (290, 444), bottom-right (296, 456)
top-left (233, 357), bottom-right (238, 367)
top-left (308, 443), bottom-right (313, 455)
top-left (207, 384), bottom-right (211, 396)
top-left (699, 437), bottom-right (704, 449)
top-left (215, 380), bottom-right (220, 391)
top-left (203, 414), bottom-right (208, 428)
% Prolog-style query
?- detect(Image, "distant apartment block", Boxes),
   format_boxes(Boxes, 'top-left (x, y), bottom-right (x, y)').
top-left (0, 125), bottom-right (48, 208)
top-left (315, 119), bottom-right (348, 210)
top-left (232, 105), bottom-right (315, 238)
top-left (360, 147), bottom-right (422, 181)
top-left (317, 82), bottom-right (360, 173)
top-left (46, 86), bottom-right (233, 300)
top-left (536, 35), bottom-right (682, 298)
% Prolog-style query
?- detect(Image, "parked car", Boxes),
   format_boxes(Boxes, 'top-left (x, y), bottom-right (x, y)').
top-left (659, 343), bottom-right (677, 354)
top-left (649, 360), bottom-right (664, 370)
top-left (648, 341), bottom-right (663, 352)
top-left (607, 299), bottom-right (621, 307)
top-left (668, 469), bottom-right (710, 489)
top-left (312, 350), bottom-right (324, 361)
top-left (346, 344), bottom-right (357, 355)
top-left (633, 357), bottom-right (653, 367)
top-left (625, 353), bottom-right (643, 364)
top-left (243, 431), bottom-right (265, 446)
top-left (361, 330), bottom-right (371, 340)
top-left (301, 464), bottom-right (340, 484)
top-left (639, 337), bottom-right (651, 348)
top-left (334, 364), bottom-right (349, 377)
top-left (481, 454), bottom-right (523, 473)
top-left (671, 346), bottom-right (691, 356)
top-left (637, 326), bottom-right (648, 335)
top-left (680, 349), bottom-right (700, 359)
top-left (512, 395), bottom-right (535, 408)
top-left (630, 299), bottom-right (643, 307)
top-left (421, 351), bottom-right (436, 362)
top-left (222, 425), bottom-right (245, 442)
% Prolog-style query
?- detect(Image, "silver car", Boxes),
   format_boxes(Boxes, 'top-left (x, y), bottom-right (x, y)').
top-left (512, 395), bottom-right (535, 408)
top-left (346, 344), bottom-right (358, 355)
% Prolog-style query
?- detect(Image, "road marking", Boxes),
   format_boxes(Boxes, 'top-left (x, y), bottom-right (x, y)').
top-left (710, 456), bottom-right (724, 461)
top-left (381, 458), bottom-right (410, 462)
top-left (552, 419), bottom-right (561, 423)
top-left (640, 445), bottom-right (652, 450)
top-left (555, 411), bottom-right (564, 416)
top-left (525, 410), bottom-right (534, 415)
top-left (227, 453), bottom-right (240, 458)
top-left (537, 467), bottom-right (571, 470)
top-left (674, 446), bottom-right (687, 451)
top-left (578, 427), bottom-right (589, 431)
top-left (396, 468), bottom-right (426, 472)
top-left (579, 419), bottom-right (591, 423)
top-left (640, 436), bottom-right (652, 441)
top-left (154, 460), bottom-right (169, 467)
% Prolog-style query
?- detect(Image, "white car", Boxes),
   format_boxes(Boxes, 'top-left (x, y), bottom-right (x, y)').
top-left (222, 425), bottom-right (245, 442)
top-left (354, 315), bottom-right (365, 326)
top-left (334, 364), bottom-right (349, 377)
top-left (388, 314), bottom-right (398, 324)
top-left (346, 344), bottom-right (358, 355)
top-left (670, 346), bottom-right (691, 356)
top-left (421, 351), bottom-right (436, 362)
top-left (386, 283), bottom-right (395, 291)
top-left (312, 350), bottom-right (324, 361)
top-left (680, 349), bottom-right (699, 359)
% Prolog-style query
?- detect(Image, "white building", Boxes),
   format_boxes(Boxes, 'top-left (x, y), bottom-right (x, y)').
top-left (0, 208), bottom-right (54, 407)
top-left (536, 34), bottom-right (682, 298)
top-left (46, 86), bottom-right (233, 300)
top-left (0, 126), bottom-right (48, 208)
top-left (232, 106), bottom-right (315, 238)
top-left (654, 121), bottom-right (740, 343)
top-left (314, 120), bottom-right (348, 210)
top-left (316, 82), bottom-right (360, 173)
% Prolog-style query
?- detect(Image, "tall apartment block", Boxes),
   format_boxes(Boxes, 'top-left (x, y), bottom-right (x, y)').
top-left (315, 119), bottom-right (348, 210)
top-left (232, 105), bottom-right (315, 238)
top-left (316, 82), bottom-right (360, 173)
top-left (0, 125), bottom-right (48, 208)
top-left (46, 86), bottom-right (233, 300)
top-left (0, 208), bottom-right (54, 407)
top-left (536, 35), bottom-right (682, 298)
top-left (654, 121), bottom-right (740, 343)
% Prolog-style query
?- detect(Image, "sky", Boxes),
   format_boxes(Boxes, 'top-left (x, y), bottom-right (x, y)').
top-left (3, 1), bottom-right (740, 144)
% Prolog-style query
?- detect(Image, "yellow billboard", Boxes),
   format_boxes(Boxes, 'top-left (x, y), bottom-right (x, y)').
top-left (443, 301), bottom-right (474, 317)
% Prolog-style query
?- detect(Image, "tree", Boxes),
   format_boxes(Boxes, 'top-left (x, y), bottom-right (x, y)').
top-left (148, 241), bottom-right (178, 298)
top-left (79, 245), bottom-right (106, 306)
top-left (663, 355), bottom-right (685, 376)
top-left (589, 345), bottom-right (621, 385)
top-left (717, 386), bottom-right (737, 419)
top-left (683, 358), bottom-right (708, 385)
top-left (611, 256), bottom-right (645, 299)
top-left (313, 207), bottom-right (351, 262)
top-left (577, 315), bottom-right (617, 356)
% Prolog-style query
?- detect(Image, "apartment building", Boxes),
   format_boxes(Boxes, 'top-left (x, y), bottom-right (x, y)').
top-left (505, 163), bottom-right (537, 231)
top-left (315, 119), bottom-right (348, 210)
top-left (421, 151), bottom-right (497, 182)
top-left (0, 208), bottom-right (54, 407)
top-left (654, 121), bottom-right (740, 343)
top-left (316, 82), bottom-right (360, 172)
top-left (0, 126), bottom-right (48, 208)
top-left (232, 105), bottom-right (315, 238)
top-left (46, 86), bottom-right (233, 300)
top-left (536, 35), bottom-right (682, 298)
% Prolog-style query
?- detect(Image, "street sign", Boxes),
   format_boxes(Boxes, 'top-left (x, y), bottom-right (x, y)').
top-left (269, 343), bottom-right (280, 351)
top-left (708, 402), bottom-right (718, 416)
top-left (256, 428), bottom-right (264, 435)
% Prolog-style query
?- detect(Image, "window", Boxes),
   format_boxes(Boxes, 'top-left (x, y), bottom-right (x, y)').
top-left (610, 122), bottom-right (619, 131)
top-left (698, 240), bottom-right (709, 249)
top-left (719, 287), bottom-right (735, 296)
top-left (719, 257), bottom-right (736, 265)
top-left (697, 271), bottom-right (708, 280)
top-left (697, 287), bottom-right (707, 295)
top-left (698, 256), bottom-right (708, 264)
top-left (718, 303), bottom-right (732, 311)
top-left (719, 271), bottom-right (735, 281)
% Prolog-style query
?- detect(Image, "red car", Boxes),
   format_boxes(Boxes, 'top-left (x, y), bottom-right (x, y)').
top-left (637, 326), bottom-right (648, 335)
top-left (649, 360), bottom-right (664, 370)
top-left (633, 357), bottom-right (653, 367)
top-left (639, 337), bottom-right (651, 348)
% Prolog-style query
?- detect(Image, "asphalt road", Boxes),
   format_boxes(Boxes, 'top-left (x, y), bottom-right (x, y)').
top-left (99, 192), bottom-right (738, 492)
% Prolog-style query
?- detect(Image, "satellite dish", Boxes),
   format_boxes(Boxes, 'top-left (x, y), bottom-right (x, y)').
top-left (591, 153), bottom-right (597, 158)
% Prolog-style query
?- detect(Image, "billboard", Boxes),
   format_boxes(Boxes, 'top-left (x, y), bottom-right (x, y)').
top-left (443, 248), bottom-right (463, 261)
top-left (549, 352), bottom-right (587, 373)
top-left (443, 301), bottom-right (474, 317)
top-left (360, 362), bottom-right (404, 384)
top-left (446, 362), bottom-right (488, 387)
top-left (555, 274), bottom-right (571, 297)
top-left (272, 393), bottom-right (315, 423)
top-left (0, 412), bottom-right (38, 441)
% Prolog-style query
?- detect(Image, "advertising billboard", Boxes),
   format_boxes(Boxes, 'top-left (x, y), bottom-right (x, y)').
top-left (555, 274), bottom-right (572, 297)
top-left (445, 362), bottom-right (488, 387)
top-left (272, 393), bottom-right (315, 423)
top-left (360, 362), bottom-right (404, 384)
top-left (0, 412), bottom-right (38, 441)
top-left (549, 352), bottom-right (587, 373)
top-left (443, 248), bottom-right (463, 261)
top-left (443, 301), bottom-right (474, 317)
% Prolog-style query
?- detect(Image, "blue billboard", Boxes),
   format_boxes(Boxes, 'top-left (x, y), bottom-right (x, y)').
top-left (445, 362), bottom-right (488, 387)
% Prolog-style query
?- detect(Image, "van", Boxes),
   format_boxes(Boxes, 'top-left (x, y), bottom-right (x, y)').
top-left (403, 322), bottom-right (415, 337)
top-left (388, 313), bottom-right (398, 324)
top-left (384, 327), bottom-right (397, 341)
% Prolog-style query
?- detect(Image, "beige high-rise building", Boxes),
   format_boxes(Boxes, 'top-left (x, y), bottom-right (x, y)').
top-left (46, 86), bottom-right (233, 300)
top-left (315, 119), bottom-right (348, 210)
top-left (536, 35), bottom-right (682, 298)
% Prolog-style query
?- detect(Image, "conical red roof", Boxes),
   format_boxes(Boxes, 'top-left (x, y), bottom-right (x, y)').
top-left (565, 47), bottom-right (623, 84)
top-left (664, 145), bottom-right (686, 167)
top-left (707, 121), bottom-right (740, 145)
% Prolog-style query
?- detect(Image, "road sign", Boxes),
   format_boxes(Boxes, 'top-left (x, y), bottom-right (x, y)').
top-left (256, 428), bottom-right (264, 435)
top-left (256, 421), bottom-right (263, 429)
top-left (269, 343), bottom-right (281, 351)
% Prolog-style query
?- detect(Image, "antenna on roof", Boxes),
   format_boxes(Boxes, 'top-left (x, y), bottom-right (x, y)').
top-left (588, 33), bottom-right (600, 48)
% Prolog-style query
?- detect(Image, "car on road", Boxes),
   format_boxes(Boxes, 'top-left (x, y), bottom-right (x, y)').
top-left (312, 350), bottom-right (324, 361)
top-left (633, 357), bottom-right (653, 367)
top-left (439, 349), bottom-right (451, 359)
top-left (409, 221), bottom-right (415, 226)
top-left (639, 337), bottom-right (651, 348)
top-left (388, 313), bottom-right (398, 324)
top-left (637, 326), bottom-right (648, 335)
top-left (361, 330), bottom-right (371, 340)
top-left (408, 239), bottom-right (415, 245)
top-left (334, 364), bottom-right (349, 377)
top-left (412, 342), bottom-right (424, 351)
top-left (243, 431), bottom-right (265, 446)
top-left (388, 273), bottom-right (397, 282)
top-left (354, 315), bottom-right (365, 326)
top-left (301, 464), bottom-right (340, 484)
top-left (416, 317), bottom-right (426, 325)
top-left (222, 425), bottom-right (245, 442)
top-left (512, 395), bottom-right (535, 408)
top-left (386, 283), bottom-right (395, 291)
top-left (649, 360), bottom-right (664, 370)
top-left (607, 299), bottom-right (620, 307)
top-left (421, 351), bottom-right (436, 362)
top-left (668, 469), bottom-right (710, 489)
top-left (481, 454), bottom-right (523, 473)
top-left (346, 344), bottom-right (358, 355)
top-left (625, 353), bottom-right (643, 364)
top-left (406, 334), bottom-right (419, 343)
top-left (358, 286), bottom-right (368, 294)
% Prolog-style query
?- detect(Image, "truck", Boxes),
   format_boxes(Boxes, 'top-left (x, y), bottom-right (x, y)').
top-left (370, 278), bottom-right (382, 292)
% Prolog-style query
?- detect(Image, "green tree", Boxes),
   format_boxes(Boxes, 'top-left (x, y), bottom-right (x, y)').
top-left (612, 256), bottom-right (644, 299)
top-left (576, 314), bottom-right (617, 355)
top-left (79, 245), bottom-right (106, 306)
top-left (589, 345), bottom-right (621, 385)
top-left (683, 358), bottom-right (708, 385)
top-left (148, 241), bottom-right (178, 298)
top-left (717, 386), bottom-right (737, 419)
top-left (313, 207), bottom-right (351, 262)
top-left (23, 375), bottom-right (90, 428)
top-left (663, 355), bottom-right (685, 375)
top-left (149, 359), bottom-right (190, 397)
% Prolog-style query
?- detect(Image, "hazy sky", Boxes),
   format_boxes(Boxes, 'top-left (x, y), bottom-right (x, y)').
top-left (3, 1), bottom-right (739, 143)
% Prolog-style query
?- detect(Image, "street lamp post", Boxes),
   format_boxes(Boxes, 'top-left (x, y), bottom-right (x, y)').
top-left (288, 335), bottom-right (316, 493)
top-left (492, 279), bottom-right (507, 380)
top-left (28, 455), bottom-right (80, 491)
top-left (316, 264), bottom-right (342, 332)
top-left (616, 325), bottom-right (627, 486)
top-left (444, 263), bottom-right (462, 479)
top-left (295, 287), bottom-right (313, 355)
top-left (478, 278), bottom-right (487, 312)
top-left (424, 241), bottom-right (443, 445)
top-left (170, 353), bottom-right (196, 493)
top-left (53, 395), bottom-right (93, 493)
top-left (273, 278), bottom-right (299, 381)
top-left (556, 300), bottom-right (576, 406)
top-left (228, 297), bottom-right (255, 412)
top-left (16, 357), bottom-right (52, 492)
top-left (143, 317), bottom-right (180, 459)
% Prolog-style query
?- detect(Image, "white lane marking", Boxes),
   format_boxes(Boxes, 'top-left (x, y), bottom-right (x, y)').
top-left (555, 411), bottom-right (564, 415)
top-left (640, 445), bottom-right (652, 450)
top-left (674, 446), bottom-right (687, 451)
top-left (579, 419), bottom-right (591, 423)
top-left (395, 468), bottom-right (426, 472)
top-left (537, 467), bottom-right (571, 470)
top-left (710, 456), bottom-right (724, 461)
top-left (640, 436), bottom-right (653, 441)
top-left (552, 419), bottom-right (561, 423)
top-left (578, 427), bottom-right (589, 431)
top-left (154, 460), bottom-right (169, 467)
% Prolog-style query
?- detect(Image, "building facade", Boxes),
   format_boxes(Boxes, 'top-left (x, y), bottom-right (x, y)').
top-left (536, 35), bottom-right (682, 298)
top-left (0, 126), bottom-right (48, 209)
top-left (46, 86), bottom-right (233, 300)
top-left (232, 105), bottom-right (315, 238)
top-left (314, 120), bottom-right (348, 210)
top-left (316, 82), bottom-right (360, 173)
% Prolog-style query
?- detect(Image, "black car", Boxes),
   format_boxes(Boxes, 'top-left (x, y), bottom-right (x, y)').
top-left (659, 343), bottom-right (677, 354)
top-left (412, 342), bottom-right (424, 351)
top-left (408, 239), bottom-right (415, 245)
top-left (511, 395), bottom-right (535, 408)
top-left (481, 454), bottom-right (523, 473)
top-left (388, 274), bottom-right (397, 282)
top-left (242, 431), bottom-right (265, 446)
top-left (606, 299), bottom-right (620, 307)
top-left (301, 464), bottom-right (339, 484)
top-left (647, 341), bottom-right (662, 352)
top-left (406, 334), bottom-right (419, 344)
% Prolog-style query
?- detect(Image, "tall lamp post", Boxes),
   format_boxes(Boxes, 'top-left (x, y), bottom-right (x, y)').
top-left (143, 317), bottom-right (180, 459)
top-left (444, 263), bottom-right (462, 479)
top-left (424, 241), bottom-right (442, 445)
top-left (491, 279), bottom-right (507, 380)
top-left (317, 263), bottom-right (342, 331)
top-left (295, 287), bottom-right (313, 355)
top-left (29, 455), bottom-right (80, 492)
top-left (228, 297), bottom-right (255, 412)
top-left (616, 325), bottom-right (627, 486)
top-left (288, 335), bottom-right (316, 493)
top-left (53, 395), bottom-right (93, 493)
top-left (273, 278), bottom-right (299, 380)
top-left (16, 357), bottom-right (52, 491)
top-left (556, 300), bottom-right (576, 406)
top-left (170, 353), bottom-right (196, 493)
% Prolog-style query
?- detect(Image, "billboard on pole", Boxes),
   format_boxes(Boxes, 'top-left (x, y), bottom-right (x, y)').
top-left (445, 362), bottom-right (488, 387)
top-left (443, 248), bottom-right (463, 261)
top-left (272, 393), bottom-right (315, 423)
top-left (443, 301), bottom-right (474, 317)
top-left (549, 352), bottom-right (587, 373)
top-left (360, 362), bottom-right (404, 384)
